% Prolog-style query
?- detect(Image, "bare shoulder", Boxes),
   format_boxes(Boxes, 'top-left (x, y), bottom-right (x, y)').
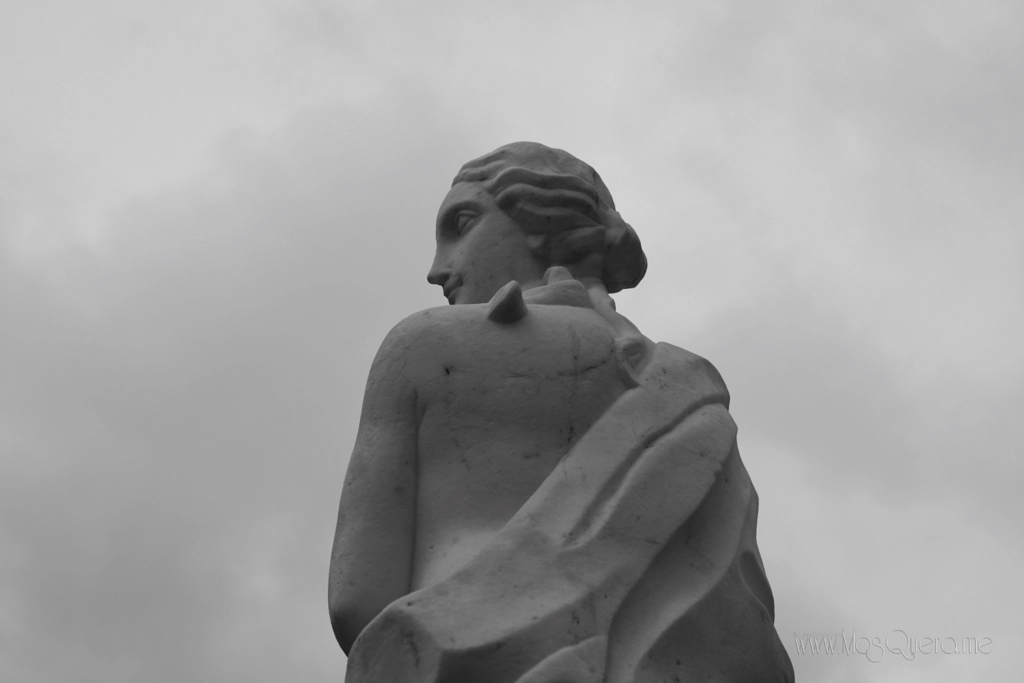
top-left (378, 303), bottom-right (621, 384)
top-left (375, 304), bottom-right (488, 364)
top-left (384, 304), bottom-right (489, 344)
top-left (368, 305), bottom-right (488, 389)
top-left (388, 302), bottom-right (618, 348)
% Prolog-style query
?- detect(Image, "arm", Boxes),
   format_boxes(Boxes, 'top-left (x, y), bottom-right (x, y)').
top-left (329, 323), bottom-right (420, 654)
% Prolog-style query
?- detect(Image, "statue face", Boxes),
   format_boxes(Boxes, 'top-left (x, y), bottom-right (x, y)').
top-left (428, 182), bottom-right (547, 305)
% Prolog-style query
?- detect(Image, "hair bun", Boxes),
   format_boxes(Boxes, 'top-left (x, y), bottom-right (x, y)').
top-left (602, 213), bottom-right (646, 293)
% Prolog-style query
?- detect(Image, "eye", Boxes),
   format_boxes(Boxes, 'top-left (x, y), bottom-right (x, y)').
top-left (453, 210), bottom-right (476, 235)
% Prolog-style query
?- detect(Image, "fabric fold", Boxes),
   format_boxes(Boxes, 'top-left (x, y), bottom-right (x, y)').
top-left (346, 342), bottom-right (792, 683)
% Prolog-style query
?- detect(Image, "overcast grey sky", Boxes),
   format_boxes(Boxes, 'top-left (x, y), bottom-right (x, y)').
top-left (1, 1), bottom-right (1021, 681)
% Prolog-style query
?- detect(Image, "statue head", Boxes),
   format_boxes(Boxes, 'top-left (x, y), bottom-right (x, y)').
top-left (428, 142), bottom-right (647, 305)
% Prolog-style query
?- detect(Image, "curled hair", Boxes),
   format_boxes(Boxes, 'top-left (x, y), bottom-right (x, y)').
top-left (452, 142), bottom-right (646, 292)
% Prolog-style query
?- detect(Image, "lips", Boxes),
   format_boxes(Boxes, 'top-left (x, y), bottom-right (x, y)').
top-left (442, 278), bottom-right (462, 305)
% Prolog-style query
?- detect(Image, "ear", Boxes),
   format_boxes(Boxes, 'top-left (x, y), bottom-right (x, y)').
top-left (525, 234), bottom-right (549, 261)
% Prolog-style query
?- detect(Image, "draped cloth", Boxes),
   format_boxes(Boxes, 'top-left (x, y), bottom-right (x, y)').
top-left (346, 338), bottom-right (795, 683)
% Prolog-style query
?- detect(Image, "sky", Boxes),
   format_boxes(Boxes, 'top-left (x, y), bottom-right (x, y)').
top-left (1, 1), bottom-right (1021, 681)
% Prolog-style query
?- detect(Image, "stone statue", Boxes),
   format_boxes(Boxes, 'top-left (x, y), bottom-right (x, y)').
top-left (329, 142), bottom-right (794, 683)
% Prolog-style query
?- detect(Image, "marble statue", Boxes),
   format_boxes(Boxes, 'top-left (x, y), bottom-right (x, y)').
top-left (329, 142), bottom-right (794, 683)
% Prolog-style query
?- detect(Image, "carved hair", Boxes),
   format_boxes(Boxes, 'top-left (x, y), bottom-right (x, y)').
top-left (452, 142), bottom-right (647, 293)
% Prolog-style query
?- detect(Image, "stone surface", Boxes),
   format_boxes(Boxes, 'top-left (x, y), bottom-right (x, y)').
top-left (329, 142), bottom-right (794, 682)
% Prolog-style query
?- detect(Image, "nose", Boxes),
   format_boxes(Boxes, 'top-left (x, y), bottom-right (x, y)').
top-left (426, 269), bottom-right (446, 286)
top-left (426, 256), bottom-right (450, 287)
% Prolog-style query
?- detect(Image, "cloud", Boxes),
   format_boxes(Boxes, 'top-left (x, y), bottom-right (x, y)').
top-left (1, 2), bottom-right (1021, 682)
top-left (688, 280), bottom-right (1022, 682)
top-left (0, 87), bottom-right (482, 681)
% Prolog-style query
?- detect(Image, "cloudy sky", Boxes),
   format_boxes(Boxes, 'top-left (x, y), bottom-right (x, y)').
top-left (1, 1), bottom-right (1021, 681)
